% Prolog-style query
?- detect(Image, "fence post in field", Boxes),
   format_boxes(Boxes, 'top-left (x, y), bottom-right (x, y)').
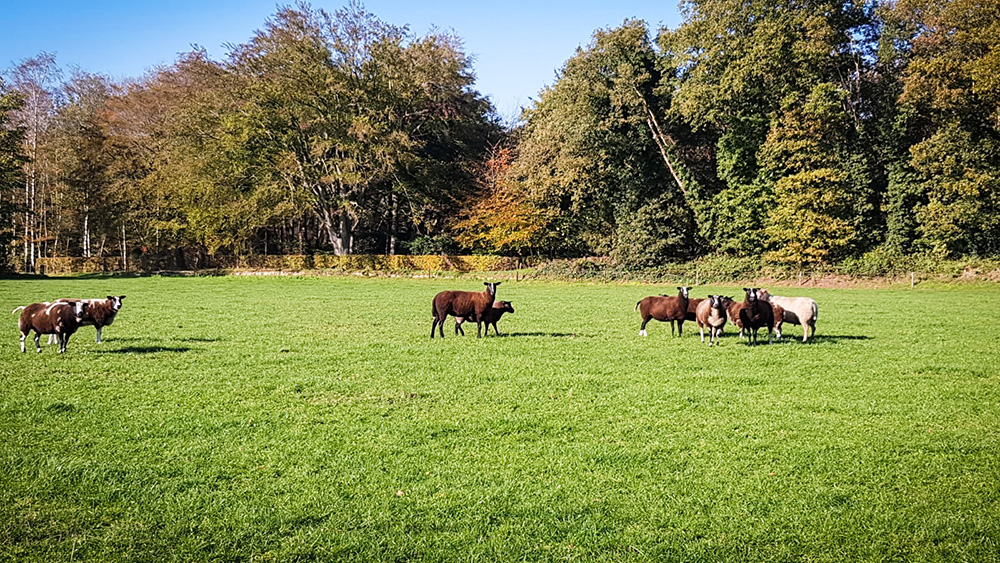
top-left (911, 272), bottom-right (915, 289)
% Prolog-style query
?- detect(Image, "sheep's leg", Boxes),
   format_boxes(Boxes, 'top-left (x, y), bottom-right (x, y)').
top-left (491, 322), bottom-right (500, 336)
top-left (34, 333), bottom-right (42, 353)
top-left (20, 332), bottom-right (27, 353)
top-left (640, 317), bottom-right (650, 337)
top-left (48, 334), bottom-right (57, 345)
top-left (677, 320), bottom-right (683, 337)
top-left (476, 320), bottom-right (483, 338)
top-left (670, 320), bottom-right (676, 337)
top-left (59, 333), bottom-right (69, 353)
top-left (96, 327), bottom-right (102, 343)
top-left (699, 324), bottom-right (705, 343)
top-left (431, 316), bottom-right (441, 338)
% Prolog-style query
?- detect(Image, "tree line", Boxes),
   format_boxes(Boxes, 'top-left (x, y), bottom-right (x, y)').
top-left (1, 0), bottom-right (997, 272)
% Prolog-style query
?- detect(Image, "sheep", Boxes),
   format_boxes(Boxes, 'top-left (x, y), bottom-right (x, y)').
top-left (724, 295), bottom-right (745, 338)
top-left (455, 300), bottom-right (514, 336)
top-left (684, 297), bottom-right (705, 322)
top-left (738, 287), bottom-right (774, 345)
top-left (757, 289), bottom-right (818, 342)
top-left (770, 301), bottom-right (785, 340)
top-left (48, 295), bottom-right (125, 344)
top-left (635, 286), bottom-right (690, 337)
top-left (14, 301), bottom-right (89, 353)
top-left (431, 282), bottom-right (500, 338)
top-left (696, 295), bottom-right (728, 346)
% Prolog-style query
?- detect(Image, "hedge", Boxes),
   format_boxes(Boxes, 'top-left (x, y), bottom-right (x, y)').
top-left (35, 254), bottom-right (536, 274)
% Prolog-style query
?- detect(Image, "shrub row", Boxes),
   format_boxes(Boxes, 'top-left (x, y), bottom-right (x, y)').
top-left (32, 252), bottom-right (1000, 282)
top-left (36, 254), bottom-right (538, 274)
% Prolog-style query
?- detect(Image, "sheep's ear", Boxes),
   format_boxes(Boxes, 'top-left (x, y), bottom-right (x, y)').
top-left (107, 296), bottom-right (114, 301)
top-left (495, 281), bottom-right (501, 286)
top-left (120, 295), bottom-right (126, 300)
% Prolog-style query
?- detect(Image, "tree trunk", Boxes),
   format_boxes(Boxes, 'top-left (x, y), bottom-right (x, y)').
top-left (121, 222), bottom-right (127, 270)
top-left (389, 193), bottom-right (398, 255)
top-left (83, 211), bottom-right (91, 258)
top-left (633, 86), bottom-right (689, 201)
top-left (338, 208), bottom-right (353, 255)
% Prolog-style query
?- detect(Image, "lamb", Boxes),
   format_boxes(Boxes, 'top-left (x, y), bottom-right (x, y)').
top-left (14, 301), bottom-right (89, 353)
top-left (635, 286), bottom-right (690, 337)
top-left (455, 300), bottom-right (514, 336)
top-left (48, 295), bottom-right (125, 344)
top-left (738, 288), bottom-right (774, 345)
top-left (757, 289), bottom-right (818, 342)
top-left (431, 282), bottom-right (500, 338)
top-left (696, 295), bottom-right (728, 347)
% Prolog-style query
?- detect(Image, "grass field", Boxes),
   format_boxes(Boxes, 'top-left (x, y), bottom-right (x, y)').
top-left (2, 274), bottom-right (999, 562)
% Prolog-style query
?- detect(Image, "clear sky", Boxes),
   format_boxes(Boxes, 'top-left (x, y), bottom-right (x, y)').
top-left (1, 0), bottom-right (681, 121)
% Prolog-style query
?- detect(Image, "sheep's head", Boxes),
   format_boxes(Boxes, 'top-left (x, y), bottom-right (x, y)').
top-left (484, 282), bottom-right (500, 295)
top-left (494, 300), bottom-right (514, 314)
top-left (107, 295), bottom-right (126, 311)
top-left (74, 301), bottom-right (89, 320)
top-left (677, 286), bottom-right (691, 299)
top-left (757, 289), bottom-right (772, 302)
top-left (743, 288), bottom-right (759, 303)
top-left (709, 295), bottom-right (726, 310)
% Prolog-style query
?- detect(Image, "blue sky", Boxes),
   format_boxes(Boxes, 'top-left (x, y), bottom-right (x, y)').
top-left (1, 0), bottom-right (681, 120)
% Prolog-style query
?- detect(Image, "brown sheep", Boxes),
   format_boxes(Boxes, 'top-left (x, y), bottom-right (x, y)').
top-left (684, 297), bottom-right (705, 322)
top-left (455, 300), bottom-right (514, 336)
top-left (431, 282), bottom-right (500, 338)
top-left (49, 295), bottom-right (125, 344)
top-left (696, 295), bottom-right (728, 347)
top-left (770, 301), bottom-right (785, 340)
top-left (14, 301), bottom-right (89, 353)
top-left (738, 288), bottom-right (774, 345)
top-left (635, 286), bottom-right (691, 337)
top-left (724, 296), bottom-right (744, 337)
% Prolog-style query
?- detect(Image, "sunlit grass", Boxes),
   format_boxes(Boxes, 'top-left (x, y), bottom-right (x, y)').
top-left (2, 275), bottom-right (999, 561)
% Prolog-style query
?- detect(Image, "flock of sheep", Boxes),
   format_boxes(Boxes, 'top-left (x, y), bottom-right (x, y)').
top-left (432, 282), bottom-right (819, 345)
top-left (12, 282), bottom-right (819, 353)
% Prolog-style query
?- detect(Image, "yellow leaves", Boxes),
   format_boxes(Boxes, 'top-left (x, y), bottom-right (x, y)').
top-left (766, 168), bottom-right (857, 265)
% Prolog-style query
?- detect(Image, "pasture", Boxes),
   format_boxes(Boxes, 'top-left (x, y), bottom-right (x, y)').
top-left (2, 275), bottom-right (999, 562)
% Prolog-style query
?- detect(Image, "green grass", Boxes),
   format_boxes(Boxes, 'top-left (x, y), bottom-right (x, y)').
top-left (2, 275), bottom-right (999, 562)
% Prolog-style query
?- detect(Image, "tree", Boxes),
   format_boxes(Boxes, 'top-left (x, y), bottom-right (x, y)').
top-left (5, 53), bottom-right (60, 270)
top-left (895, 0), bottom-right (1000, 257)
top-left (661, 0), bottom-right (875, 254)
top-left (760, 84), bottom-right (869, 265)
top-left (49, 71), bottom-right (117, 258)
top-left (0, 81), bottom-right (27, 271)
top-left (454, 145), bottom-right (552, 256)
top-left (509, 21), bottom-right (698, 265)
top-left (227, 2), bottom-right (496, 255)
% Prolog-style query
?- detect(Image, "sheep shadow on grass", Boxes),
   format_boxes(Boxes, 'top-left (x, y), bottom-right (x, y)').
top-left (806, 334), bottom-right (872, 343)
top-left (497, 332), bottom-right (582, 338)
top-left (94, 345), bottom-right (193, 354)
